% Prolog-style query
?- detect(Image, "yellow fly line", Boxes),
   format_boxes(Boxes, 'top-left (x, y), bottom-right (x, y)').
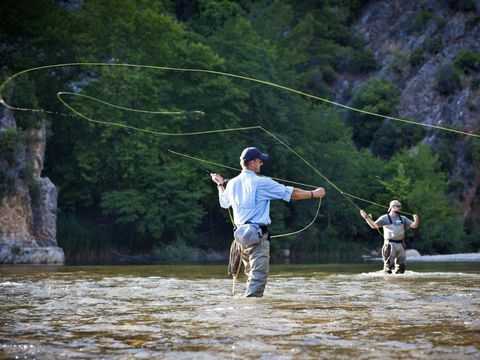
top-left (1, 62), bottom-right (474, 236)
top-left (2, 62), bottom-right (478, 137)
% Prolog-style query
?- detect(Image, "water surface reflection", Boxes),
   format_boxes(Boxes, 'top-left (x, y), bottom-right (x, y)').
top-left (1, 263), bottom-right (479, 359)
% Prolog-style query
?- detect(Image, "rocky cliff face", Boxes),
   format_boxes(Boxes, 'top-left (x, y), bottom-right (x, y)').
top-left (336, 0), bottom-right (480, 228)
top-left (0, 108), bottom-right (64, 264)
top-left (352, 0), bottom-right (479, 132)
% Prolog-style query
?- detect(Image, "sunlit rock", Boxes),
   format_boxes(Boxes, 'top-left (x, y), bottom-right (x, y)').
top-left (278, 248), bottom-right (291, 258)
top-left (0, 109), bottom-right (64, 264)
top-left (406, 249), bottom-right (421, 258)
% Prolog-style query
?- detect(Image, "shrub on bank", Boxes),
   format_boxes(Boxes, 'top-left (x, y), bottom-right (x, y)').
top-left (435, 65), bottom-right (462, 96)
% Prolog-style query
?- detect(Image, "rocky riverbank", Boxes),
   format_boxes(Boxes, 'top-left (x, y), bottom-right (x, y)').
top-left (0, 109), bottom-right (64, 264)
top-left (405, 252), bottom-right (480, 262)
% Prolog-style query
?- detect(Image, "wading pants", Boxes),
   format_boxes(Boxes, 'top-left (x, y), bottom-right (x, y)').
top-left (382, 240), bottom-right (406, 274)
top-left (241, 231), bottom-right (269, 297)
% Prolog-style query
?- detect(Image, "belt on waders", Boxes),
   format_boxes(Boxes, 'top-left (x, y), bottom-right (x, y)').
top-left (386, 239), bottom-right (407, 250)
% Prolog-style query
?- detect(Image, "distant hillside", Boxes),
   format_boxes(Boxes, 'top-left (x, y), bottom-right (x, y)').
top-left (0, 0), bottom-right (478, 262)
top-left (336, 0), bottom-right (480, 235)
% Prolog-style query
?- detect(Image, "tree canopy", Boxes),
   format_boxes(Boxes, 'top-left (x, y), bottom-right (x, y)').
top-left (0, 0), bottom-right (471, 261)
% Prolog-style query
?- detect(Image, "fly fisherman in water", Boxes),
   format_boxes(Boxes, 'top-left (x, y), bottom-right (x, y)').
top-left (360, 200), bottom-right (419, 274)
top-left (211, 147), bottom-right (326, 297)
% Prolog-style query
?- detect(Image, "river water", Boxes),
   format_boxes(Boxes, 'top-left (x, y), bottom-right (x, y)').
top-left (1, 262), bottom-right (479, 359)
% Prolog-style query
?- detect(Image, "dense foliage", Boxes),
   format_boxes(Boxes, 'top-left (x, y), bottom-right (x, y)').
top-left (0, 0), bottom-right (474, 261)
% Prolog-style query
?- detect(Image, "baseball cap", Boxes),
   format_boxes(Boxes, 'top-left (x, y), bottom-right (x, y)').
top-left (240, 147), bottom-right (268, 162)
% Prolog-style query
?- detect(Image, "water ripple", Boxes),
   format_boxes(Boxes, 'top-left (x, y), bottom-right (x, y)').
top-left (1, 263), bottom-right (479, 359)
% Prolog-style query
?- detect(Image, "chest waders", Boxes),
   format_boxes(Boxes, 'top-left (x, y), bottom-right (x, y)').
top-left (228, 224), bottom-right (270, 296)
top-left (382, 215), bottom-right (407, 274)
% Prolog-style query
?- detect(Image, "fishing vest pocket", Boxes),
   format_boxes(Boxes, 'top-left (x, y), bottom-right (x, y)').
top-left (234, 224), bottom-right (262, 246)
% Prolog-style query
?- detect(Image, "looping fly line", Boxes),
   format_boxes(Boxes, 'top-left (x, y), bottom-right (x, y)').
top-left (2, 62), bottom-right (478, 138)
top-left (1, 62), bottom-right (471, 236)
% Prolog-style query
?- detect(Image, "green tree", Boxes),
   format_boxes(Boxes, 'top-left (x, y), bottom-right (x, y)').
top-left (101, 161), bottom-right (207, 247)
top-left (4, 0), bottom-right (472, 262)
top-left (435, 65), bottom-right (462, 96)
top-left (181, 0), bottom-right (245, 36)
top-left (7, 75), bottom-right (43, 130)
top-left (39, 1), bottom-right (248, 252)
top-left (346, 78), bottom-right (400, 152)
top-left (454, 49), bottom-right (480, 74)
top-left (385, 145), bottom-right (466, 254)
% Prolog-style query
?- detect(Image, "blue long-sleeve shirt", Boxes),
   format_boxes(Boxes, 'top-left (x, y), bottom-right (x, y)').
top-left (219, 169), bottom-right (294, 226)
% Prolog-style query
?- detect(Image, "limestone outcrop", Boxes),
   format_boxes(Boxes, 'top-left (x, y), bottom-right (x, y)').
top-left (0, 108), bottom-right (64, 264)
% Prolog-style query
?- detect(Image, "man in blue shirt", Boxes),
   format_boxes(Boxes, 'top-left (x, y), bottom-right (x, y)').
top-left (211, 147), bottom-right (326, 297)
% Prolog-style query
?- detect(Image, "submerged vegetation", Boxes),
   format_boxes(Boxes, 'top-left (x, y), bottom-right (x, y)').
top-left (1, 0), bottom-right (477, 262)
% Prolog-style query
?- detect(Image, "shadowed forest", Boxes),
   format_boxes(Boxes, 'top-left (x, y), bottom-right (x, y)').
top-left (1, 0), bottom-right (479, 263)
